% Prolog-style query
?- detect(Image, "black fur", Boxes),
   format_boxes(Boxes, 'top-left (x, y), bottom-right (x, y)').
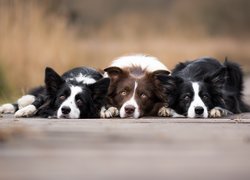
top-left (21, 67), bottom-right (109, 118)
top-left (159, 57), bottom-right (250, 117)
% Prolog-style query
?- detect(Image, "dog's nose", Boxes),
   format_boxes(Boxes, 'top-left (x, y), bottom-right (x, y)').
top-left (195, 106), bottom-right (204, 115)
top-left (61, 106), bottom-right (71, 114)
top-left (125, 105), bottom-right (135, 114)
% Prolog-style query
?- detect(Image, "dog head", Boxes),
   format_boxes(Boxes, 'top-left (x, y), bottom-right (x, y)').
top-left (160, 67), bottom-right (226, 118)
top-left (45, 67), bottom-right (110, 118)
top-left (105, 66), bottom-right (170, 118)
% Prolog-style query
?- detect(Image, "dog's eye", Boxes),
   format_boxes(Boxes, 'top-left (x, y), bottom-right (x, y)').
top-left (120, 90), bottom-right (127, 96)
top-left (184, 95), bottom-right (190, 101)
top-left (59, 95), bottom-right (66, 100)
top-left (202, 95), bottom-right (209, 101)
top-left (76, 99), bottom-right (83, 106)
top-left (140, 93), bottom-right (147, 99)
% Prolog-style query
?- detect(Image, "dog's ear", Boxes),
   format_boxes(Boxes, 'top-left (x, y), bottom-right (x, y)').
top-left (204, 67), bottom-right (226, 89)
top-left (152, 70), bottom-right (179, 93)
top-left (45, 67), bottom-right (65, 95)
top-left (104, 66), bottom-right (125, 82)
top-left (152, 70), bottom-right (171, 77)
top-left (89, 78), bottom-right (110, 100)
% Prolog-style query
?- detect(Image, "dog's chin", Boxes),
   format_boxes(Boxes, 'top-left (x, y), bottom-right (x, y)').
top-left (187, 114), bottom-right (208, 118)
top-left (58, 114), bottom-right (70, 119)
top-left (120, 113), bottom-right (140, 119)
top-left (194, 115), bottom-right (205, 118)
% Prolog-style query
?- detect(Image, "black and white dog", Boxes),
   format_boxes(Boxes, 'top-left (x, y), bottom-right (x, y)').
top-left (0, 67), bottom-right (110, 118)
top-left (159, 57), bottom-right (250, 118)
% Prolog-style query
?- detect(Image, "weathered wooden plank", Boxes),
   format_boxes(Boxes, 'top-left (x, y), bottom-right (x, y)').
top-left (1, 113), bottom-right (250, 180)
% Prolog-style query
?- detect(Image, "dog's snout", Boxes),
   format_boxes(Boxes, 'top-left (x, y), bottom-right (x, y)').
top-left (61, 106), bottom-right (71, 114)
top-left (125, 105), bottom-right (135, 114)
top-left (195, 106), bottom-right (204, 115)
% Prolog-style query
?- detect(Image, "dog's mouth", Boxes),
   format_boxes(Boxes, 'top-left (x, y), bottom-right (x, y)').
top-left (185, 113), bottom-right (206, 118)
top-left (58, 114), bottom-right (70, 119)
top-left (194, 115), bottom-right (204, 118)
top-left (187, 114), bottom-right (208, 118)
top-left (124, 114), bottom-right (136, 118)
top-left (122, 112), bottom-right (141, 118)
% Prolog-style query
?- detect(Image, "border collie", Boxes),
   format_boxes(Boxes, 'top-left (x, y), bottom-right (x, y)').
top-left (0, 67), bottom-right (110, 119)
top-left (159, 57), bottom-right (250, 118)
top-left (101, 54), bottom-right (171, 118)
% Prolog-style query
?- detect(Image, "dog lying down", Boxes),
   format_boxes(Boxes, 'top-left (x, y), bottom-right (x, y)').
top-left (101, 54), bottom-right (181, 118)
top-left (158, 57), bottom-right (250, 118)
top-left (0, 67), bottom-right (110, 118)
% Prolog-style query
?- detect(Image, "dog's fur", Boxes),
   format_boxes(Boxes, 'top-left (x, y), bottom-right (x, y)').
top-left (159, 57), bottom-right (250, 118)
top-left (102, 54), bottom-right (171, 118)
top-left (0, 67), bottom-right (110, 118)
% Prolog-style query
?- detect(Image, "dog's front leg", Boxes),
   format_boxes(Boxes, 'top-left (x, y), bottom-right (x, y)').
top-left (100, 106), bottom-right (119, 118)
top-left (14, 95), bottom-right (45, 118)
top-left (155, 103), bottom-right (184, 117)
top-left (209, 107), bottom-right (233, 118)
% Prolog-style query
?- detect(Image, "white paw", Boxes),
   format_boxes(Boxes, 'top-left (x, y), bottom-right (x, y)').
top-left (100, 107), bottom-right (119, 118)
top-left (0, 103), bottom-right (16, 114)
top-left (209, 108), bottom-right (222, 118)
top-left (209, 107), bottom-right (232, 118)
top-left (158, 106), bottom-right (184, 118)
top-left (14, 105), bottom-right (37, 117)
top-left (17, 95), bottom-right (35, 109)
top-left (158, 106), bottom-right (173, 117)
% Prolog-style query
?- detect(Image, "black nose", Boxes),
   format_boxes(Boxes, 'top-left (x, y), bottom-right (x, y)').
top-left (61, 106), bottom-right (71, 114)
top-left (195, 106), bottom-right (204, 115)
top-left (125, 105), bottom-right (135, 115)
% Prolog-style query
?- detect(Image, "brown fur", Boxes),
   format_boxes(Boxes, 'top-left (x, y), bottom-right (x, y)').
top-left (105, 66), bottom-right (170, 117)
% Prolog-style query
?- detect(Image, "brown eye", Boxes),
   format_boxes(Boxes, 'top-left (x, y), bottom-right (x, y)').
top-left (60, 95), bottom-right (66, 100)
top-left (120, 90), bottom-right (127, 96)
top-left (203, 95), bottom-right (209, 101)
top-left (76, 99), bottom-right (83, 106)
top-left (184, 95), bottom-right (190, 101)
top-left (141, 93), bottom-right (147, 99)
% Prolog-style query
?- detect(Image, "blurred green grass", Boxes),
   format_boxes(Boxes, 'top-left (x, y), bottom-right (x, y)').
top-left (0, 0), bottom-right (250, 102)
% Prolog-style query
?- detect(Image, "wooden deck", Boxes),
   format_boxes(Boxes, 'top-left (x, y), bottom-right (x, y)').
top-left (0, 114), bottom-right (250, 180)
top-left (0, 76), bottom-right (250, 180)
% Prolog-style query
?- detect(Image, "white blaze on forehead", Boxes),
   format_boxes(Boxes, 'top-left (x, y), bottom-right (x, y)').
top-left (187, 82), bottom-right (208, 118)
top-left (120, 82), bottom-right (140, 118)
top-left (67, 74), bottom-right (96, 85)
top-left (57, 85), bottom-right (82, 119)
top-left (110, 54), bottom-right (169, 72)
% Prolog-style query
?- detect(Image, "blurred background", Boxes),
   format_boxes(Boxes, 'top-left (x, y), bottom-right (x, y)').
top-left (0, 0), bottom-right (250, 102)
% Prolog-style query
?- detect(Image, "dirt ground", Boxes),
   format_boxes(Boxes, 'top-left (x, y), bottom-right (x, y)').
top-left (0, 77), bottom-right (250, 180)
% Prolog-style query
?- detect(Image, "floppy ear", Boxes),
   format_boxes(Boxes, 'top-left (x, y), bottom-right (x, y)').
top-left (152, 70), bottom-right (178, 94)
top-left (89, 78), bottom-right (110, 100)
top-left (104, 66), bottom-right (124, 82)
top-left (45, 67), bottom-right (65, 95)
top-left (152, 70), bottom-right (170, 77)
top-left (204, 67), bottom-right (226, 89)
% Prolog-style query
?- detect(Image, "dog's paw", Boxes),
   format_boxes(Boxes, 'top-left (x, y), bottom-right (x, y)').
top-left (158, 106), bottom-right (185, 118)
top-left (158, 106), bottom-right (173, 117)
top-left (0, 103), bottom-right (16, 114)
top-left (209, 108), bottom-right (222, 118)
top-left (14, 105), bottom-right (37, 118)
top-left (100, 107), bottom-right (119, 118)
top-left (17, 95), bottom-right (35, 109)
top-left (209, 107), bottom-right (233, 118)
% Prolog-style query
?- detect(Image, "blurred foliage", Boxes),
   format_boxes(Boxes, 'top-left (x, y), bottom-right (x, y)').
top-left (43, 0), bottom-right (250, 38)
top-left (0, 0), bottom-right (250, 100)
top-left (0, 62), bottom-right (10, 100)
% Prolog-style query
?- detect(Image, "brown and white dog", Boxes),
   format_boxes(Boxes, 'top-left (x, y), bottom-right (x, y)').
top-left (101, 54), bottom-right (172, 118)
